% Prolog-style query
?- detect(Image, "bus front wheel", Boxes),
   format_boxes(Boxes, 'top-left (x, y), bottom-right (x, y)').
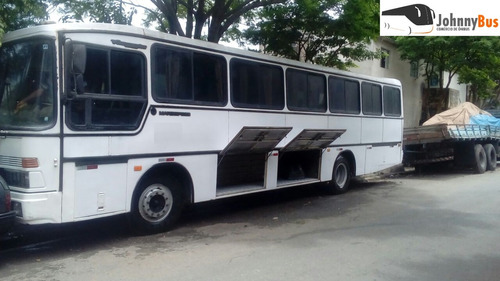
top-left (130, 176), bottom-right (184, 234)
top-left (325, 156), bottom-right (351, 194)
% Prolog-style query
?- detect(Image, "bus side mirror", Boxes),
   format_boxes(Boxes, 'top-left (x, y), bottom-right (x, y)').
top-left (72, 44), bottom-right (86, 75)
top-left (64, 41), bottom-right (86, 99)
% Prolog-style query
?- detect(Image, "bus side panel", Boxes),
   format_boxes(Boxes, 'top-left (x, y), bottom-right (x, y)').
top-left (126, 154), bottom-right (218, 207)
top-left (109, 109), bottom-right (230, 155)
top-left (320, 146), bottom-right (365, 181)
top-left (73, 163), bottom-right (127, 218)
top-left (383, 118), bottom-right (404, 143)
top-left (228, 111), bottom-right (286, 143)
top-left (61, 162), bottom-right (76, 222)
top-left (61, 161), bottom-right (128, 221)
top-left (361, 117), bottom-right (384, 144)
top-left (284, 114), bottom-right (328, 142)
top-left (63, 136), bottom-right (110, 158)
top-left (328, 116), bottom-right (362, 145)
top-left (364, 118), bottom-right (403, 174)
top-left (365, 145), bottom-right (402, 174)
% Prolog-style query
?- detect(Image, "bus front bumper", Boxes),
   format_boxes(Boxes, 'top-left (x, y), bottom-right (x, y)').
top-left (10, 191), bottom-right (62, 224)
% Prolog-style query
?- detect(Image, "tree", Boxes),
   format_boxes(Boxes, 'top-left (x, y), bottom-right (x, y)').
top-left (396, 37), bottom-right (500, 106)
top-left (0, 0), bottom-right (48, 40)
top-left (396, 37), bottom-right (474, 90)
top-left (147, 0), bottom-right (286, 43)
top-left (243, 0), bottom-right (381, 69)
top-left (457, 38), bottom-right (500, 106)
top-left (51, 0), bottom-right (137, 25)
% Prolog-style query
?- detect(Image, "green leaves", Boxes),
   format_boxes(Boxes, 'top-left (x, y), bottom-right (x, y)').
top-left (51, 0), bottom-right (137, 24)
top-left (396, 36), bottom-right (500, 105)
top-left (0, 0), bottom-right (48, 35)
top-left (147, 0), bottom-right (287, 43)
top-left (243, 0), bottom-right (380, 69)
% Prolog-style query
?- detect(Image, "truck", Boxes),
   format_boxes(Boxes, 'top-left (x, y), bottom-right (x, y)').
top-left (403, 124), bottom-right (500, 173)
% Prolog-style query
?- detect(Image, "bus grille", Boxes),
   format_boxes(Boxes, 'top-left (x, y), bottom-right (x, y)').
top-left (0, 156), bottom-right (23, 168)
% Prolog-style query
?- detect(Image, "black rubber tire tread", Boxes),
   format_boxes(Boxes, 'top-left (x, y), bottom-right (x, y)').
top-left (325, 156), bottom-right (351, 195)
top-left (483, 143), bottom-right (497, 171)
top-left (473, 144), bottom-right (487, 174)
top-left (130, 176), bottom-right (185, 235)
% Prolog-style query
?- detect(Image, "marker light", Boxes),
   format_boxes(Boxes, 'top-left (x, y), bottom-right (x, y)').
top-left (22, 158), bottom-right (39, 168)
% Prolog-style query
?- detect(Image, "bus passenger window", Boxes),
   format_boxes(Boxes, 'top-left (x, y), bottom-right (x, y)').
top-left (329, 76), bottom-right (360, 114)
top-left (286, 69), bottom-right (326, 112)
top-left (361, 82), bottom-right (382, 116)
top-left (230, 59), bottom-right (284, 110)
top-left (152, 45), bottom-right (227, 106)
top-left (193, 53), bottom-right (227, 104)
top-left (383, 86), bottom-right (402, 117)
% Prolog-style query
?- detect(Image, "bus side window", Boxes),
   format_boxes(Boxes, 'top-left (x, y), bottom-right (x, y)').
top-left (84, 48), bottom-right (109, 94)
top-left (287, 69), bottom-right (326, 112)
top-left (361, 82), bottom-right (382, 116)
top-left (67, 46), bottom-right (146, 131)
top-left (383, 86), bottom-right (402, 117)
top-left (152, 44), bottom-right (227, 106)
top-left (329, 76), bottom-right (360, 114)
top-left (230, 58), bottom-right (284, 110)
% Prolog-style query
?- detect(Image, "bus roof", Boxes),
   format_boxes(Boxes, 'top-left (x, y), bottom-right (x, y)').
top-left (2, 23), bottom-right (401, 87)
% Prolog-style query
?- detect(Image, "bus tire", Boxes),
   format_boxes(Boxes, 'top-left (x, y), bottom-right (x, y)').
top-left (473, 144), bottom-right (487, 174)
top-left (484, 143), bottom-right (497, 171)
top-left (325, 156), bottom-right (351, 194)
top-left (130, 176), bottom-right (185, 234)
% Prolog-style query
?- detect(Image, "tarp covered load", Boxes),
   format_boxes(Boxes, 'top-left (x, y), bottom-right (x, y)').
top-left (423, 102), bottom-right (492, 126)
top-left (470, 114), bottom-right (500, 127)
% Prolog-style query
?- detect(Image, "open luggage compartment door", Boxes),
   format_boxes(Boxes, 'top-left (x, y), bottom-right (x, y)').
top-left (281, 129), bottom-right (346, 152)
top-left (220, 126), bottom-right (292, 157)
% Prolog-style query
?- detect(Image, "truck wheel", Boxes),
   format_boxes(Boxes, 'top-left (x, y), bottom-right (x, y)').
top-left (325, 156), bottom-right (351, 194)
top-left (130, 176), bottom-right (185, 234)
top-left (483, 143), bottom-right (497, 171)
top-left (473, 144), bottom-right (487, 174)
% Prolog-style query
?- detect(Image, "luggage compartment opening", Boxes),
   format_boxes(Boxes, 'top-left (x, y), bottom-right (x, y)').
top-left (278, 150), bottom-right (321, 186)
top-left (216, 153), bottom-right (266, 196)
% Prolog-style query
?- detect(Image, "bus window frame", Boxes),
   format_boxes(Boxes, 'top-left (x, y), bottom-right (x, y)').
top-left (151, 43), bottom-right (228, 107)
top-left (65, 43), bottom-right (148, 131)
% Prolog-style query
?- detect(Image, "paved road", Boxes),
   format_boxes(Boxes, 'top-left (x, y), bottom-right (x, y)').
top-left (1, 167), bottom-right (500, 281)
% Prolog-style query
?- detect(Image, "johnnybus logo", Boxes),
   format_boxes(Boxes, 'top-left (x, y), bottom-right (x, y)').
top-left (380, 0), bottom-right (500, 36)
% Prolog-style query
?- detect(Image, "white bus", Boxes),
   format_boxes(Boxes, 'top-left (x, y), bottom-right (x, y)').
top-left (0, 23), bottom-right (403, 233)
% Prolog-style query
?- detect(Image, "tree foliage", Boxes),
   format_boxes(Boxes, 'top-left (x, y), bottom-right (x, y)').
top-left (396, 36), bottom-right (500, 105)
top-left (396, 37), bottom-right (469, 89)
top-left (456, 38), bottom-right (500, 106)
top-left (51, 0), bottom-right (137, 24)
top-left (0, 0), bottom-right (48, 40)
top-left (243, 0), bottom-right (381, 69)
top-left (146, 0), bottom-right (286, 43)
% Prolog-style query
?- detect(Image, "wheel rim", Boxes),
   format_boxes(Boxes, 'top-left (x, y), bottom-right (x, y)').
top-left (138, 184), bottom-right (173, 223)
top-left (334, 163), bottom-right (348, 188)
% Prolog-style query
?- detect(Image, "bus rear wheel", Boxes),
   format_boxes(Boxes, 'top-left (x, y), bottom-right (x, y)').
top-left (130, 176), bottom-right (184, 234)
top-left (325, 156), bottom-right (351, 194)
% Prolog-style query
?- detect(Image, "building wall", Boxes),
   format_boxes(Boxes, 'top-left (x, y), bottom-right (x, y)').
top-left (348, 38), bottom-right (467, 127)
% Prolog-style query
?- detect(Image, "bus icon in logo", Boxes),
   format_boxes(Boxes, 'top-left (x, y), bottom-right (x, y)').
top-left (382, 4), bottom-right (435, 35)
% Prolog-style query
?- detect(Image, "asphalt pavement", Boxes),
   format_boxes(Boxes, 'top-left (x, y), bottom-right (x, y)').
top-left (1, 166), bottom-right (500, 281)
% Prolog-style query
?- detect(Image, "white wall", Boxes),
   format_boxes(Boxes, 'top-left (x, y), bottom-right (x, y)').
top-left (348, 38), bottom-right (467, 127)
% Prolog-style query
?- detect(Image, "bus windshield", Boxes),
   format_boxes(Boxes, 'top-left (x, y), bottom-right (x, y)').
top-left (0, 39), bottom-right (55, 129)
